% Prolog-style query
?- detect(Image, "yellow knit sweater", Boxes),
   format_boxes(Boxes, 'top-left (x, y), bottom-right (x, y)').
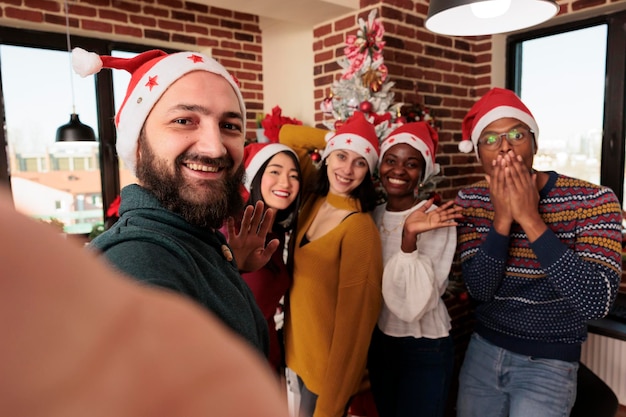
top-left (280, 124), bottom-right (383, 417)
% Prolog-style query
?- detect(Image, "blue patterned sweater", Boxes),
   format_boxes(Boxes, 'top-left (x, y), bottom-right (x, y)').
top-left (455, 171), bottom-right (622, 361)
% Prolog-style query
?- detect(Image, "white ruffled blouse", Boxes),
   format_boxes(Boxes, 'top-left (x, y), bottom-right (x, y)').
top-left (373, 200), bottom-right (456, 339)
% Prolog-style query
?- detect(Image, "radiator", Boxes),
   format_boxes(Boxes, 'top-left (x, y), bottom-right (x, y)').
top-left (580, 332), bottom-right (626, 405)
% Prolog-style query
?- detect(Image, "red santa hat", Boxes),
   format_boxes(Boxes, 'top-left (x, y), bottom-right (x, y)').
top-left (321, 112), bottom-right (379, 172)
top-left (242, 142), bottom-right (297, 197)
top-left (71, 47), bottom-right (245, 175)
top-left (460, 87), bottom-right (539, 157)
top-left (380, 121), bottom-right (440, 181)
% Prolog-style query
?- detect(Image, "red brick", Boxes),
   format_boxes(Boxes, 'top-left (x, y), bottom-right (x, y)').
top-left (243, 62), bottom-right (262, 72)
top-left (233, 11), bottom-right (256, 22)
top-left (572, 0), bottom-right (606, 10)
top-left (114, 1), bottom-right (141, 13)
top-left (185, 23), bottom-right (208, 35)
top-left (209, 6), bottom-right (232, 17)
top-left (143, 6), bottom-right (168, 18)
top-left (5, 7), bottom-right (44, 22)
top-left (212, 48), bottom-right (235, 58)
top-left (70, 5), bottom-right (97, 17)
top-left (25, 0), bottom-right (59, 12)
top-left (243, 44), bottom-right (261, 53)
top-left (130, 15), bottom-right (156, 26)
top-left (186, 1), bottom-right (208, 13)
top-left (114, 24), bottom-right (142, 38)
top-left (323, 33), bottom-right (344, 48)
top-left (221, 40), bottom-right (242, 50)
top-left (198, 15), bottom-right (219, 26)
top-left (211, 28), bottom-right (233, 39)
top-left (314, 50), bottom-right (334, 64)
top-left (384, 0), bottom-right (414, 11)
top-left (314, 23), bottom-right (333, 38)
top-left (157, 0), bottom-right (183, 9)
top-left (197, 37), bottom-right (218, 48)
top-left (100, 9), bottom-right (128, 23)
top-left (334, 16), bottom-right (355, 32)
top-left (82, 19), bottom-right (113, 33)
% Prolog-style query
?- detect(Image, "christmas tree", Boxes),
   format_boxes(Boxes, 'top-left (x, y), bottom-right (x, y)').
top-left (320, 9), bottom-right (404, 141)
top-left (319, 9), bottom-right (442, 199)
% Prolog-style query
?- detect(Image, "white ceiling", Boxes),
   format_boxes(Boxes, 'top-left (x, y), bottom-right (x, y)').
top-left (195, 0), bottom-right (359, 26)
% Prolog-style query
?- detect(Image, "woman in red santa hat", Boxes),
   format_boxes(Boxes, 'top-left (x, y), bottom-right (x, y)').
top-left (367, 121), bottom-right (463, 417)
top-left (279, 112), bottom-right (384, 417)
top-left (223, 142), bottom-right (302, 376)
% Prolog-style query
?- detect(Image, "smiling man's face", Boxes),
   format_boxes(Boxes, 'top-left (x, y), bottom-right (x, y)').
top-left (136, 71), bottom-right (245, 228)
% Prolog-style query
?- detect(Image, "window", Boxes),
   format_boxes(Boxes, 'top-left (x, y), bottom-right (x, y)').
top-left (0, 27), bottom-right (174, 234)
top-left (507, 11), bottom-right (626, 205)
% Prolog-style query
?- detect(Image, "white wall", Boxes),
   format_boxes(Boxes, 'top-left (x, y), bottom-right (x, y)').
top-left (260, 18), bottom-right (316, 126)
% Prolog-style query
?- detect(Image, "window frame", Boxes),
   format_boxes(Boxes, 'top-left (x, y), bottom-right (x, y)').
top-left (506, 11), bottom-right (626, 204)
top-left (0, 26), bottom-right (176, 224)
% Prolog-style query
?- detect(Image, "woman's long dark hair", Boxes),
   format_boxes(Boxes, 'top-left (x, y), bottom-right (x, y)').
top-left (312, 161), bottom-right (378, 213)
top-left (247, 150), bottom-right (302, 234)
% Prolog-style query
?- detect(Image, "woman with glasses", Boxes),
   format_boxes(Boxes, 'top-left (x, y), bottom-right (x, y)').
top-left (454, 88), bottom-right (622, 417)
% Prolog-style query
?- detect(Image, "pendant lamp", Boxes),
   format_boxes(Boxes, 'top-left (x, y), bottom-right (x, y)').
top-left (56, 0), bottom-right (96, 142)
top-left (425, 0), bottom-right (559, 37)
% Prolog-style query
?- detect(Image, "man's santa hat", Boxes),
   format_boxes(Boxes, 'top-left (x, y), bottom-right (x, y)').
top-left (380, 121), bottom-right (440, 181)
top-left (71, 47), bottom-right (245, 175)
top-left (460, 87), bottom-right (539, 158)
top-left (242, 142), bottom-right (297, 201)
top-left (321, 111), bottom-right (380, 172)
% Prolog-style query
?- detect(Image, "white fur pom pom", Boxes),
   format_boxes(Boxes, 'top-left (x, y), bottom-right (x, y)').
top-left (458, 139), bottom-right (474, 153)
top-left (71, 47), bottom-right (103, 78)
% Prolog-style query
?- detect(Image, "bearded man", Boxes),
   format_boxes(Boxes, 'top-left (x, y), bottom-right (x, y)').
top-left (78, 48), bottom-right (274, 355)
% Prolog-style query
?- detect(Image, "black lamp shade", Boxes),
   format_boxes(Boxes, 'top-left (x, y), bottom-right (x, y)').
top-left (425, 0), bottom-right (559, 36)
top-left (56, 113), bottom-right (96, 142)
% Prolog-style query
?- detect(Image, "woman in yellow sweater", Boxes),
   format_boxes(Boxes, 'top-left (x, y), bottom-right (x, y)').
top-left (279, 112), bottom-right (383, 417)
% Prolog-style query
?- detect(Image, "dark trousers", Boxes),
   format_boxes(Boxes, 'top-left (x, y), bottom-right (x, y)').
top-left (368, 326), bottom-right (454, 417)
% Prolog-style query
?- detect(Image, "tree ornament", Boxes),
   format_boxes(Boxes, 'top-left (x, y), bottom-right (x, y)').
top-left (334, 119), bottom-right (345, 130)
top-left (361, 68), bottom-right (383, 92)
top-left (310, 150), bottom-right (321, 162)
top-left (359, 101), bottom-right (373, 113)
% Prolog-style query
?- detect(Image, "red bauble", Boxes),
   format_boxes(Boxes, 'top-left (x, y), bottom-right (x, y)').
top-left (359, 101), bottom-right (373, 113)
top-left (334, 120), bottom-right (345, 130)
top-left (310, 151), bottom-right (321, 162)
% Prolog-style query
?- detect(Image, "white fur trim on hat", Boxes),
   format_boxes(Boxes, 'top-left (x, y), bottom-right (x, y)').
top-left (321, 132), bottom-right (379, 173)
top-left (458, 139), bottom-right (474, 153)
top-left (380, 132), bottom-right (440, 181)
top-left (244, 144), bottom-right (296, 192)
top-left (71, 48), bottom-right (103, 77)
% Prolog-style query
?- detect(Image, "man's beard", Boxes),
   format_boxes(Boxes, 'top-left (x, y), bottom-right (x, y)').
top-left (136, 135), bottom-right (244, 229)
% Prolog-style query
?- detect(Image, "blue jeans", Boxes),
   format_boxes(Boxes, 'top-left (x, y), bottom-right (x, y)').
top-left (368, 326), bottom-right (454, 417)
top-left (457, 333), bottom-right (578, 417)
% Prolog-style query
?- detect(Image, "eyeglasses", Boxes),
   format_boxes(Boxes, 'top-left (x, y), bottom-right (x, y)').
top-left (477, 127), bottom-right (534, 150)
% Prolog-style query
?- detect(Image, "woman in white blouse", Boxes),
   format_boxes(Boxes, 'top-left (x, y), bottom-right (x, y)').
top-left (368, 122), bottom-right (462, 417)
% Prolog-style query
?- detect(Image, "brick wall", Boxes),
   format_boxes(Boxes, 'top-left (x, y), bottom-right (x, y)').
top-left (0, 0), bottom-right (619, 183)
top-left (312, 0), bottom-right (620, 202)
top-left (0, 0), bottom-right (264, 139)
